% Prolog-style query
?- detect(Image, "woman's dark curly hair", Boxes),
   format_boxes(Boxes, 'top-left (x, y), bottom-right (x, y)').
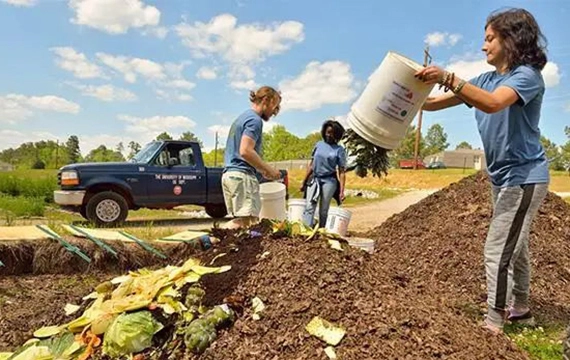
top-left (321, 119), bottom-right (345, 143)
top-left (486, 8), bottom-right (548, 70)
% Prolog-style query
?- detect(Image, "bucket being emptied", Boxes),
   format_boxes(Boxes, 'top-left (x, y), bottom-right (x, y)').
top-left (347, 237), bottom-right (375, 254)
top-left (347, 51), bottom-right (436, 150)
top-left (259, 182), bottom-right (287, 221)
top-left (325, 207), bottom-right (352, 237)
top-left (287, 198), bottom-right (306, 222)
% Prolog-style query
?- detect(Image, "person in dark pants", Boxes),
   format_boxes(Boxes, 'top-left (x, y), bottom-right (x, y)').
top-left (301, 119), bottom-right (347, 228)
top-left (415, 8), bottom-right (549, 334)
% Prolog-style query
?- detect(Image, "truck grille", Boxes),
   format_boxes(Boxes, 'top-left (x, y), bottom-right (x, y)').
top-left (57, 172), bottom-right (61, 186)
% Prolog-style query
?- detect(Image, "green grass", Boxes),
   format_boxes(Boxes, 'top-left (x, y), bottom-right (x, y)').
top-left (506, 325), bottom-right (564, 360)
top-left (0, 195), bottom-right (45, 219)
top-left (0, 170), bottom-right (58, 202)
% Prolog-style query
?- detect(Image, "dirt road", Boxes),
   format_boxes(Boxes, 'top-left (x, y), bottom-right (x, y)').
top-left (347, 190), bottom-right (437, 232)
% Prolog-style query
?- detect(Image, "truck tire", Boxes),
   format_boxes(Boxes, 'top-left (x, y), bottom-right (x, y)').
top-left (563, 325), bottom-right (570, 360)
top-left (205, 204), bottom-right (227, 219)
top-left (79, 206), bottom-right (88, 220)
top-left (86, 191), bottom-right (128, 227)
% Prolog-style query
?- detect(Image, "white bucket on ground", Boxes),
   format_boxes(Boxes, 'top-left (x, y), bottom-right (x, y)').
top-left (287, 198), bottom-right (306, 222)
top-left (325, 207), bottom-right (352, 237)
top-left (347, 237), bottom-right (375, 254)
top-left (259, 182), bottom-right (287, 221)
top-left (347, 51), bottom-right (436, 149)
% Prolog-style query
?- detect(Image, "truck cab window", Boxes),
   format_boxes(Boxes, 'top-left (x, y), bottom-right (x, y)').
top-left (153, 144), bottom-right (195, 167)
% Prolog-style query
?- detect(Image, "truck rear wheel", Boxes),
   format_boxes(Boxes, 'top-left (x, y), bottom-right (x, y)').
top-left (205, 204), bottom-right (227, 219)
top-left (86, 191), bottom-right (128, 227)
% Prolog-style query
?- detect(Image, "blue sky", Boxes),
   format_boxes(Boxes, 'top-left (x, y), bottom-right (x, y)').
top-left (0, 0), bottom-right (568, 155)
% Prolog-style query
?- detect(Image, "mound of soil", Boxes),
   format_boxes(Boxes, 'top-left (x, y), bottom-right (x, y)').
top-left (0, 273), bottom-right (110, 351)
top-left (368, 172), bottom-right (570, 325)
top-left (201, 238), bottom-right (525, 360)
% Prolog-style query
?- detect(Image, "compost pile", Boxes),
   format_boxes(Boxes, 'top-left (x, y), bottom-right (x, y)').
top-left (2, 172), bottom-right (569, 359)
top-left (367, 171), bottom-right (570, 323)
top-left (200, 172), bottom-right (569, 360)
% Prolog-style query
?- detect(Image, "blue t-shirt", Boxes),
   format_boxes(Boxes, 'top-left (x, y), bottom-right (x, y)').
top-left (224, 109), bottom-right (263, 175)
top-left (469, 65), bottom-right (549, 187)
top-left (311, 141), bottom-right (347, 178)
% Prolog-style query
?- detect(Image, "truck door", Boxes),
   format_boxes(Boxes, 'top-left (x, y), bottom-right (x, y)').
top-left (147, 143), bottom-right (207, 204)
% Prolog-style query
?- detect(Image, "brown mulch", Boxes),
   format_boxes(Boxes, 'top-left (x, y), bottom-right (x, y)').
top-left (0, 272), bottom-right (112, 351)
top-left (1, 172), bottom-right (569, 359)
top-left (367, 171), bottom-right (570, 326)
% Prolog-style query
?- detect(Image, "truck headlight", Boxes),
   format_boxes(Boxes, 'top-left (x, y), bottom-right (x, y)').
top-left (61, 170), bottom-right (79, 186)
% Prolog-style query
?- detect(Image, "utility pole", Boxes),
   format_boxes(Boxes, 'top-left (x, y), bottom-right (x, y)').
top-left (413, 46), bottom-right (432, 170)
top-left (214, 131), bottom-right (219, 167)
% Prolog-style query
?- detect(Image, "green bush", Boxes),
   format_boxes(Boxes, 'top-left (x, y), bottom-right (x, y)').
top-left (0, 195), bottom-right (45, 218)
top-left (0, 171), bottom-right (57, 203)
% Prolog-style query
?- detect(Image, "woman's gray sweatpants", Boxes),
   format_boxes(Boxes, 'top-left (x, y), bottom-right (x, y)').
top-left (485, 183), bottom-right (548, 327)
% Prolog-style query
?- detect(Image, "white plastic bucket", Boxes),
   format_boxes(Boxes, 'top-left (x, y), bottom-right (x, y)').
top-left (347, 237), bottom-right (375, 254)
top-left (347, 51), bottom-right (436, 149)
top-left (325, 207), bottom-right (352, 236)
top-left (259, 182), bottom-right (287, 220)
top-left (287, 198), bottom-right (306, 222)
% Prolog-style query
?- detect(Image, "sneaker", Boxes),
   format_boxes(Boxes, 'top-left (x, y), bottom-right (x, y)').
top-left (508, 310), bottom-right (536, 326)
top-left (481, 319), bottom-right (503, 335)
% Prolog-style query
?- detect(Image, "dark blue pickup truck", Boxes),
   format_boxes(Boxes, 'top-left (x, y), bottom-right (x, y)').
top-left (54, 140), bottom-right (288, 226)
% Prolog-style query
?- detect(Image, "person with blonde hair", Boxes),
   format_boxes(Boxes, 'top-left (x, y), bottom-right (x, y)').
top-left (221, 86), bottom-right (282, 229)
top-left (415, 8), bottom-right (549, 334)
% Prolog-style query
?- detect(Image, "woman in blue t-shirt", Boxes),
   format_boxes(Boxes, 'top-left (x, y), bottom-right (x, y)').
top-left (301, 120), bottom-right (347, 228)
top-left (415, 8), bottom-right (549, 334)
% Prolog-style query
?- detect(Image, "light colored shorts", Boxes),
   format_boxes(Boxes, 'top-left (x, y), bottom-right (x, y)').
top-left (221, 171), bottom-right (261, 218)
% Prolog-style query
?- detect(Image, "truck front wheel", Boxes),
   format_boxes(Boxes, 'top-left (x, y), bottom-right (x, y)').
top-left (205, 204), bottom-right (227, 219)
top-left (86, 191), bottom-right (129, 227)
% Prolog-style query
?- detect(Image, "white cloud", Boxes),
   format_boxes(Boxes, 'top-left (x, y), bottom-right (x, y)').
top-left (69, 83), bottom-right (137, 102)
top-left (163, 79), bottom-right (196, 90)
top-left (425, 32), bottom-right (463, 47)
top-left (78, 133), bottom-right (125, 155)
top-left (51, 47), bottom-right (106, 79)
top-left (1, 0), bottom-right (36, 7)
top-left (175, 14), bottom-right (304, 62)
top-left (262, 121), bottom-right (280, 133)
top-left (542, 62), bottom-right (561, 88)
top-left (208, 124), bottom-right (231, 139)
top-left (431, 57), bottom-right (561, 96)
top-left (0, 130), bottom-right (59, 151)
top-left (175, 14), bottom-right (304, 88)
top-left (96, 53), bottom-right (166, 83)
top-left (118, 115), bottom-right (196, 141)
top-left (279, 61), bottom-right (357, 111)
top-left (141, 26), bottom-right (169, 39)
top-left (0, 94), bottom-right (80, 123)
top-left (196, 66), bottom-right (218, 80)
top-left (155, 89), bottom-right (193, 102)
top-left (69, 0), bottom-right (160, 34)
top-left (230, 79), bottom-right (258, 91)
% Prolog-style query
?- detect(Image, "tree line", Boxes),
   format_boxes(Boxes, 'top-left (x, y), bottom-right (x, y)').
top-left (1, 125), bottom-right (568, 171)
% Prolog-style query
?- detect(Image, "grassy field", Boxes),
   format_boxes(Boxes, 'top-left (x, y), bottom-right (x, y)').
top-left (506, 325), bottom-right (565, 360)
top-left (287, 168), bottom-right (570, 192)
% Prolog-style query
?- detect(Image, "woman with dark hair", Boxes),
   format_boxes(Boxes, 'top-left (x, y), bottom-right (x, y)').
top-left (415, 8), bottom-right (549, 334)
top-left (300, 119), bottom-right (347, 228)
